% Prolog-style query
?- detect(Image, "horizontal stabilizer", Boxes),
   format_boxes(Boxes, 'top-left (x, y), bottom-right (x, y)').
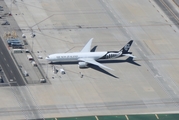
top-left (123, 54), bottom-right (136, 58)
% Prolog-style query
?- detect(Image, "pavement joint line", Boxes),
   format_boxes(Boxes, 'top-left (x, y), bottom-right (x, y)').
top-left (168, 86), bottom-right (177, 94)
top-left (138, 48), bottom-right (142, 51)
top-left (125, 115), bottom-right (129, 120)
top-left (155, 114), bottom-right (159, 119)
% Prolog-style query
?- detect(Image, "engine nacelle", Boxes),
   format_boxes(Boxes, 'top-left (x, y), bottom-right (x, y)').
top-left (78, 62), bottom-right (88, 68)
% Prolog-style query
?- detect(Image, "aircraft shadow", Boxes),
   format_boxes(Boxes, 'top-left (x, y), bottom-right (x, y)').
top-left (88, 64), bottom-right (119, 78)
top-left (50, 57), bottom-right (140, 79)
top-left (98, 57), bottom-right (141, 66)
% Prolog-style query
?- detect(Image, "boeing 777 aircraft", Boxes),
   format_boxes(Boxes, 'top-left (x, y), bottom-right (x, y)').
top-left (46, 38), bottom-right (135, 71)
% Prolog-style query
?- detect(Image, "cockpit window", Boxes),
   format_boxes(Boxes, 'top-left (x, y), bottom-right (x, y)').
top-left (47, 56), bottom-right (50, 58)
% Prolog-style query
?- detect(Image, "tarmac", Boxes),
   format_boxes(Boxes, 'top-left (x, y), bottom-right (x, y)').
top-left (0, 0), bottom-right (179, 119)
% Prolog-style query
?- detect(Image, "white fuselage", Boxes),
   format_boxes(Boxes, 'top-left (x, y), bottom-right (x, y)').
top-left (45, 39), bottom-right (134, 71)
top-left (46, 51), bottom-right (119, 63)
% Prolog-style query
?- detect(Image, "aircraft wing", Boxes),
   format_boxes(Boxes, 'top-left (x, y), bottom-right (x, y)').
top-left (79, 58), bottom-right (113, 71)
top-left (80, 38), bottom-right (93, 52)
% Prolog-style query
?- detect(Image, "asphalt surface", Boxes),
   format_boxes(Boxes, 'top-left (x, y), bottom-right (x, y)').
top-left (0, 37), bottom-right (25, 86)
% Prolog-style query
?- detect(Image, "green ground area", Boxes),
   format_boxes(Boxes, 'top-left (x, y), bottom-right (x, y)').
top-left (44, 113), bottom-right (179, 120)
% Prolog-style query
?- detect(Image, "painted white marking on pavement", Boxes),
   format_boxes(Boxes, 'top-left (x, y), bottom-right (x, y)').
top-left (125, 115), bottom-right (129, 120)
top-left (95, 116), bottom-right (99, 120)
top-left (155, 114), bottom-right (159, 119)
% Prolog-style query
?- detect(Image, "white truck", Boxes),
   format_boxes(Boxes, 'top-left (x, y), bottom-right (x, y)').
top-left (27, 54), bottom-right (33, 60)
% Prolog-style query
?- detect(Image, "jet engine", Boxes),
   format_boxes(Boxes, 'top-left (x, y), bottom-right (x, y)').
top-left (78, 62), bottom-right (88, 68)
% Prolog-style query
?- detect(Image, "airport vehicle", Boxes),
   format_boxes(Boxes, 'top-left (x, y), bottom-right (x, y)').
top-left (7, 39), bottom-right (23, 47)
top-left (27, 54), bottom-right (33, 60)
top-left (7, 39), bottom-right (20, 43)
top-left (11, 43), bottom-right (23, 48)
top-left (46, 38), bottom-right (135, 70)
top-left (1, 20), bottom-right (10, 25)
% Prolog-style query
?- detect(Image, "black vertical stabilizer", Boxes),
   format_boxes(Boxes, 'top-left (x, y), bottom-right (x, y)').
top-left (120, 40), bottom-right (133, 54)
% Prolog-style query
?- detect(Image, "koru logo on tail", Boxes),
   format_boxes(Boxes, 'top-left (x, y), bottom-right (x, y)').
top-left (124, 44), bottom-right (130, 51)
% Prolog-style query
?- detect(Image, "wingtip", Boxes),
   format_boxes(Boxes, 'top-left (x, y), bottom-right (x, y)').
top-left (107, 67), bottom-right (114, 71)
top-left (90, 38), bottom-right (94, 41)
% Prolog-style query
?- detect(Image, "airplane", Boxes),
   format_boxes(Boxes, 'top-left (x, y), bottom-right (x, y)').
top-left (46, 38), bottom-right (135, 71)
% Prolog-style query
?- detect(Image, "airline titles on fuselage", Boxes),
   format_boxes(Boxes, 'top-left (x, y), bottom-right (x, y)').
top-left (56, 55), bottom-right (78, 59)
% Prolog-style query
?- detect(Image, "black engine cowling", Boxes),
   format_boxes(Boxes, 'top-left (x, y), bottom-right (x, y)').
top-left (78, 62), bottom-right (88, 68)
